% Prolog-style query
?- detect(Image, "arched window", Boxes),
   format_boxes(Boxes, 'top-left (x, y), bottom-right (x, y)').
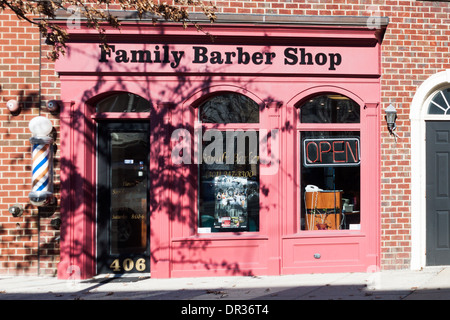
top-left (197, 93), bottom-right (260, 233)
top-left (199, 92), bottom-right (259, 123)
top-left (427, 88), bottom-right (450, 115)
top-left (96, 93), bottom-right (150, 113)
top-left (300, 94), bottom-right (360, 123)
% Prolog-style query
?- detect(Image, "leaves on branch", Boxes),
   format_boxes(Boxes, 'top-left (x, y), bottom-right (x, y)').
top-left (1, 0), bottom-right (217, 60)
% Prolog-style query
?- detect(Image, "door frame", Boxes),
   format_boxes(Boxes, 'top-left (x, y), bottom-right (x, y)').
top-left (410, 70), bottom-right (450, 270)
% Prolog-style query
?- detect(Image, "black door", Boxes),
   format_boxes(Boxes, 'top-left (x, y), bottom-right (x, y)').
top-left (426, 121), bottom-right (450, 265)
top-left (97, 121), bottom-right (150, 274)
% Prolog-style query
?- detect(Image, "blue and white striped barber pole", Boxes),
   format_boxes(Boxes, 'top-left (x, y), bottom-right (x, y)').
top-left (31, 140), bottom-right (51, 192)
top-left (28, 117), bottom-right (54, 206)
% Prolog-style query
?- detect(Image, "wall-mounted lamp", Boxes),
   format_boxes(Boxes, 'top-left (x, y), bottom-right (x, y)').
top-left (385, 104), bottom-right (399, 141)
top-left (28, 116), bottom-right (54, 206)
top-left (6, 99), bottom-right (20, 114)
top-left (50, 218), bottom-right (61, 229)
top-left (47, 100), bottom-right (61, 113)
top-left (9, 204), bottom-right (24, 217)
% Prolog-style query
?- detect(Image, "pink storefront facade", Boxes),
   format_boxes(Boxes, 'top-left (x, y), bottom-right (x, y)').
top-left (55, 16), bottom-right (387, 279)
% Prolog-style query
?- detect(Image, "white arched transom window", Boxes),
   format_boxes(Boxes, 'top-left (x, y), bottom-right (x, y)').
top-left (428, 88), bottom-right (450, 115)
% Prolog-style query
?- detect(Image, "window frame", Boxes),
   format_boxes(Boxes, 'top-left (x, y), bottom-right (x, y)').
top-left (92, 92), bottom-right (151, 121)
top-left (95, 92), bottom-right (151, 113)
top-left (295, 93), bottom-right (362, 233)
top-left (426, 87), bottom-right (450, 116)
top-left (194, 92), bottom-right (264, 235)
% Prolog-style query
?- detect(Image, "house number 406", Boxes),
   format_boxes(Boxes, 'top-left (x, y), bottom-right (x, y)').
top-left (109, 258), bottom-right (146, 272)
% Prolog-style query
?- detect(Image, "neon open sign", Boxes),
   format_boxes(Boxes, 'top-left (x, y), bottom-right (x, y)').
top-left (303, 138), bottom-right (360, 167)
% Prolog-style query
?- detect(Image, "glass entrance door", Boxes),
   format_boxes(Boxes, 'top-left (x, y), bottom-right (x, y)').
top-left (97, 121), bottom-right (150, 274)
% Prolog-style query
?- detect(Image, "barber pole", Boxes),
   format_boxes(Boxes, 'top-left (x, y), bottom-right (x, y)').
top-left (28, 117), bottom-right (54, 206)
top-left (31, 140), bottom-right (51, 193)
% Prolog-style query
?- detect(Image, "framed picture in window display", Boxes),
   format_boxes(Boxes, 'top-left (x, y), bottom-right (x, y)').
top-left (199, 130), bottom-right (260, 232)
top-left (197, 93), bottom-right (261, 233)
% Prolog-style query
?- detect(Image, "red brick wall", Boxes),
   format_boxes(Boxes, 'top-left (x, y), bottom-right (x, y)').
top-left (0, 8), bottom-right (60, 275)
top-left (1, 0), bottom-right (449, 275)
top-left (378, 0), bottom-right (450, 270)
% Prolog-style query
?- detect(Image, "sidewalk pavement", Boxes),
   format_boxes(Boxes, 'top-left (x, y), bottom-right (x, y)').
top-left (1, 267), bottom-right (450, 301)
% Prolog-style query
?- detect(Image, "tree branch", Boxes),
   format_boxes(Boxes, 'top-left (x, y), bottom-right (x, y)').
top-left (1, 0), bottom-right (217, 60)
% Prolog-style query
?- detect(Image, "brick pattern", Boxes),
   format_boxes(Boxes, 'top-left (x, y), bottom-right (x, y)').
top-left (1, 0), bottom-right (449, 275)
top-left (379, 0), bottom-right (450, 270)
top-left (0, 9), bottom-right (60, 275)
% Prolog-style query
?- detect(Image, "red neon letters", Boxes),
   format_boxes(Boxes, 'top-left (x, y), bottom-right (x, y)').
top-left (303, 138), bottom-right (360, 167)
